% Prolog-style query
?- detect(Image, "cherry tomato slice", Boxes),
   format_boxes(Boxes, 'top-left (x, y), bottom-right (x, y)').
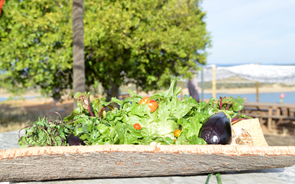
top-left (139, 97), bottom-right (149, 105)
top-left (174, 130), bottom-right (181, 137)
top-left (133, 123), bottom-right (141, 130)
top-left (139, 97), bottom-right (158, 112)
top-left (148, 99), bottom-right (158, 112)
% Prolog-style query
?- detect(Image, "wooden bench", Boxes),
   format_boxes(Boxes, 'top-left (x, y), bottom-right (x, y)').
top-left (242, 102), bottom-right (295, 134)
top-left (243, 113), bottom-right (295, 129)
top-left (242, 108), bottom-right (273, 114)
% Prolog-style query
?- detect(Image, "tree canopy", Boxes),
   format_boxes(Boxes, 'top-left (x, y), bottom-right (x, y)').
top-left (0, 0), bottom-right (211, 100)
top-left (0, 0), bottom-right (72, 98)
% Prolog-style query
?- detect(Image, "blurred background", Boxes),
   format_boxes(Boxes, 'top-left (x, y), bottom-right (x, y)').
top-left (0, 0), bottom-right (295, 145)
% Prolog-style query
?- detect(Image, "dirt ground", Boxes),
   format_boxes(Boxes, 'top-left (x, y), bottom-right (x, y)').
top-left (0, 98), bottom-right (74, 133)
top-left (1, 98), bottom-right (295, 146)
top-left (264, 134), bottom-right (295, 146)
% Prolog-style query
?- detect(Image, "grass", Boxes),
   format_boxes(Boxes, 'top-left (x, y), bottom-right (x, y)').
top-left (0, 100), bottom-right (73, 133)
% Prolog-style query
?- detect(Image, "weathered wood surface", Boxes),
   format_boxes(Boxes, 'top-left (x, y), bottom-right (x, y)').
top-left (1, 145), bottom-right (295, 182)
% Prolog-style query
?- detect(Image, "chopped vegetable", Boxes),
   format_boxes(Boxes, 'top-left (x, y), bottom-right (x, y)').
top-left (174, 130), bottom-right (181, 137)
top-left (18, 78), bottom-right (250, 147)
top-left (139, 97), bottom-right (158, 112)
top-left (133, 123), bottom-right (141, 130)
top-left (200, 112), bottom-right (232, 145)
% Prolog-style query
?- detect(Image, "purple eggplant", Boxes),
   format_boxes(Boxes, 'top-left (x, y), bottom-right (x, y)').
top-left (67, 134), bottom-right (85, 146)
top-left (199, 112), bottom-right (232, 144)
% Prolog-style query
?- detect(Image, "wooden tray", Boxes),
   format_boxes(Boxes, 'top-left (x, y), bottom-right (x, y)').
top-left (1, 119), bottom-right (294, 182)
top-left (1, 145), bottom-right (295, 182)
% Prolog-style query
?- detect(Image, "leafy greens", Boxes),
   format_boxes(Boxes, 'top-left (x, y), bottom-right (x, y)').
top-left (18, 78), bottom-right (250, 148)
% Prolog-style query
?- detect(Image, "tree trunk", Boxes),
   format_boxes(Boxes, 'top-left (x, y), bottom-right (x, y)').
top-left (105, 80), bottom-right (120, 102)
top-left (73, 0), bottom-right (85, 109)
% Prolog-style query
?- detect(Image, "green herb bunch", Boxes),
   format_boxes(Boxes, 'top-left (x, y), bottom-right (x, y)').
top-left (18, 112), bottom-right (73, 147)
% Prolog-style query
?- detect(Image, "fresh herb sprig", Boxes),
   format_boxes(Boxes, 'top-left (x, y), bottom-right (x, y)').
top-left (18, 112), bottom-right (73, 148)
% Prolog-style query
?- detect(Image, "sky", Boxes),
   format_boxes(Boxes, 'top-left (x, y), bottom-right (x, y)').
top-left (200, 0), bottom-right (295, 66)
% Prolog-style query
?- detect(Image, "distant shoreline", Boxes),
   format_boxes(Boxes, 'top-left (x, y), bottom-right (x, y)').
top-left (1, 86), bottom-right (295, 100)
top-left (202, 86), bottom-right (295, 94)
top-left (141, 86), bottom-right (295, 96)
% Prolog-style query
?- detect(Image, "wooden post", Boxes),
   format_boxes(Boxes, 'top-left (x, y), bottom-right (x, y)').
top-left (136, 85), bottom-right (138, 94)
top-left (256, 81), bottom-right (259, 102)
top-left (212, 64), bottom-right (216, 100)
top-left (73, 0), bottom-right (85, 108)
top-left (267, 107), bottom-right (272, 131)
top-left (201, 67), bottom-right (204, 101)
top-left (255, 63), bottom-right (259, 102)
top-left (180, 81), bottom-right (183, 100)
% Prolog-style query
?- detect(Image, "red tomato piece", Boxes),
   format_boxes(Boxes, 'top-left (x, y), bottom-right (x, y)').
top-left (139, 97), bottom-right (158, 112)
top-left (148, 99), bottom-right (158, 112)
top-left (133, 123), bottom-right (141, 130)
top-left (139, 97), bottom-right (149, 105)
top-left (174, 130), bottom-right (181, 137)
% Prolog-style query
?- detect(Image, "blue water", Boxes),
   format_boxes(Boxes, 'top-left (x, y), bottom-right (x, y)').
top-left (200, 91), bottom-right (295, 104)
top-left (180, 92), bottom-right (295, 104)
top-left (1, 92), bottom-right (294, 104)
top-left (0, 96), bottom-right (38, 102)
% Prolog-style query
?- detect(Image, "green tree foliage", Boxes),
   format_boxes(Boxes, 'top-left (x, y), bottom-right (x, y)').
top-left (0, 0), bottom-right (73, 98)
top-left (0, 0), bottom-right (211, 100)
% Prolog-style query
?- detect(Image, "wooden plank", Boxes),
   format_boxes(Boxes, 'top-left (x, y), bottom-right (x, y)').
top-left (244, 112), bottom-right (295, 124)
top-left (232, 118), bottom-right (268, 146)
top-left (244, 113), bottom-right (295, 120)
top-left (255, 63), bottom-right (259, 102)
top-left (256, 81), bottom-right (259, 102)
top-left (1, 145), bottom-right (295, 182)
top-left (268, 107), bottom-right (272, 130)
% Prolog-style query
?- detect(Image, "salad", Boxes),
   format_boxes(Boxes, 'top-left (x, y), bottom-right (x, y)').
top-left (18, 78), bottom-right (250, 148)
